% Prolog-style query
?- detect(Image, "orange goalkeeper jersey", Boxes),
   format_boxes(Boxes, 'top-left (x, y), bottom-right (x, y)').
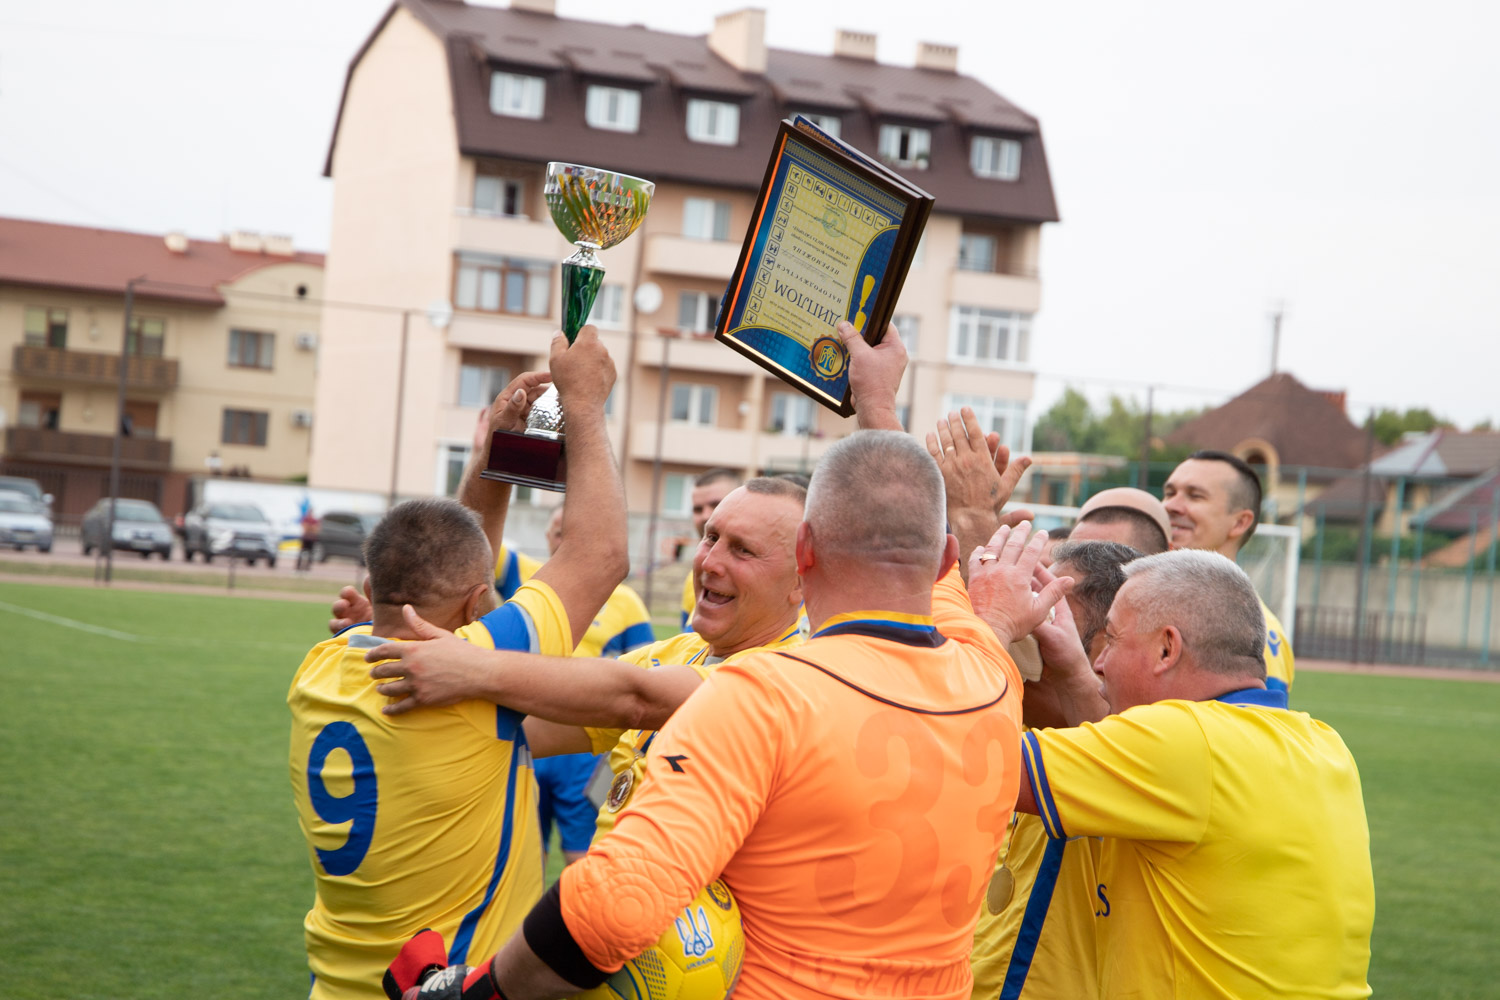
top-left (560, 567), bottom-right (1023, 1000)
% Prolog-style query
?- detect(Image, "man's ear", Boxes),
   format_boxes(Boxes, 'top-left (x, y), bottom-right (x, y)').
top-left (1227, 508), bottom-right (1256, 544)
top-left (1154, 625), bottom-right (1185, 676)
top-left (462, 581), bottom-right (494, 625)
top-left (795, 521), bottom-right (815, 576)
top-left (937, 532), bottom-right (960, 581)
top-left (362, 575), bottom-right (373, 602)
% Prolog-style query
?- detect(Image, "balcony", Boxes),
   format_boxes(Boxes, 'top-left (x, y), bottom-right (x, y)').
top-left (635, 332), bottom-right (756, 376)
top-left (12, 345), bottom-right (179, 391)
top-left (642, 233), bottom-right (741, 281)
top-left (628, 422), bottom-right (755, 467)
top-left (4, 427), bottom-right (172, 469)
top-left (948, 269), bottom-right (1041, 313)
top-left (451, 209), bottom-right (574, 261)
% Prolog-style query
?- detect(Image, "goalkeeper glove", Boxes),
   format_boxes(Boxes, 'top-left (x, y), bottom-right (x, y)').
top-left (383, 930), bottom-right (504, 1000)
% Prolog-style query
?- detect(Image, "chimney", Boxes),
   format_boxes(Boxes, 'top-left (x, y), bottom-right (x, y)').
top-left (833, 28), bottom-right (876, 61)
top-left (227, 230), bottom-right (264, 253)
top-left (263, 234), bottom-right (295, 257)
top-left (915, 41), bottom-right (957, 72)
top-left (164, 231), bottom-right (189, 254)
top-left (510, 0), bottom-right (556, 13)
top-left (708, 8), bottom-right (767, 74)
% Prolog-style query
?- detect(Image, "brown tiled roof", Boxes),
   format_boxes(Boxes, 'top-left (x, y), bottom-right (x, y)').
top-left (1163, 372), bottom-right (1368, 473)
top-left (0, 216), bottom-right (323, 307)
top-left (326, 0), bottom-right (1060, 225)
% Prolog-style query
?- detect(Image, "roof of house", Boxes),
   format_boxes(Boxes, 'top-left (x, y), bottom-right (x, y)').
top-left (326, 0), bottom-right (1059, 225)
top-left (1309, 429), bottom-right (1500, 521)
top-left (1412, 467), bottom-right (1500, 531)
top-left (1162, 371), bottom-right (1369, 472)
top-left (0, 216), bottom-right (323, 307)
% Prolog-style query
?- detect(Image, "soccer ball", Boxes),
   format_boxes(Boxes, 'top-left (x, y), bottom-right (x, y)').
top-left (572, 879), bottom-right (744, 1000)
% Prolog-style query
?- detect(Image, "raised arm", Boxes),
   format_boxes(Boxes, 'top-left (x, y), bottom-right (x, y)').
top-left (839, 319), bottom-right (908, 431)
top-left (529, 326), bottom-right (629, 648)
top-left (926, 408), bottom-right (1032, 581)
top-left (457, 370), bottom-right (555, 559)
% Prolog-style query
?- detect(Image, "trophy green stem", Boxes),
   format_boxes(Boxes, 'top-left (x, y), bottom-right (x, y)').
top-left (562, 259), bottom-right (605, 343)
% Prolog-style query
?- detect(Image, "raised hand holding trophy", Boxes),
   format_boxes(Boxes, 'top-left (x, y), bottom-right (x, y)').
top-left (481, 162), bottom-right (653, 490)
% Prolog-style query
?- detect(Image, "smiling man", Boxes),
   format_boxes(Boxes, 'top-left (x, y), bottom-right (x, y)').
top-left (1161, 450), bottom-right (1294, 693)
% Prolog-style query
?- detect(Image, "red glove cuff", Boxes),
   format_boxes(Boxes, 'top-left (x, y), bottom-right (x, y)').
top-left (383, 929), bottom-right (448, 999)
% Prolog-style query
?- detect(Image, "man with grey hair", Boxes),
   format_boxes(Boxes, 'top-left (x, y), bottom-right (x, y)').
top-left (970, 547), bottom-right (1375, 998)
top-left (389, 321), bottom-right (1065, 1000)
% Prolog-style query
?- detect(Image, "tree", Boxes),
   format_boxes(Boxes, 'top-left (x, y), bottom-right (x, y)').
top-left (1369, 407), bottom-right (1454, 446)
top-left (1032, 387), bottom-right (1202, 461)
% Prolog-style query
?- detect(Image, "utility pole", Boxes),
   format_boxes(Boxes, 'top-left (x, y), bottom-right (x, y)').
top-left (387, 311), bottom-right (411, 506)
top-left (1137, 385), bottom-right (1154, 490)
top-left (101, 276), bottom-right (145, 584)
top-left (642, 332), bottom-right (674, 614)
top-left (1269, 305), bottom-right (1284, 375)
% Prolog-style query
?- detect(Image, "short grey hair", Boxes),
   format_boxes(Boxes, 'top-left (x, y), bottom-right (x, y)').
top-left (805, 430), bottom-right (946, 567)
top-left (1051, 540), bottom-right (1142, 649)
top-left (1121, 549), bottom-right (1266, 678)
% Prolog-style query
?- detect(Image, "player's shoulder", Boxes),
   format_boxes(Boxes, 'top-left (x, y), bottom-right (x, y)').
top-left (630, 630), bottom-right (709, 667)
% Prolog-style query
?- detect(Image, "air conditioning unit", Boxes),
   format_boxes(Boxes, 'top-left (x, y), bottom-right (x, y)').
top-left (292, 409), bottom-right (314, 428)
top-left (294, 332), bottom-right (319, 351)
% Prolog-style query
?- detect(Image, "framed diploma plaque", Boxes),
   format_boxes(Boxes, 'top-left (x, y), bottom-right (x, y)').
top-left (715, 116), bottom-right (934, 416)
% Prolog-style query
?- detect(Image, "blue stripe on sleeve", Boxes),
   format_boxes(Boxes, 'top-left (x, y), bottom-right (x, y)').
top-left (477, 601), bottom-right (539, 653)
top-left (448, 732), bottom-right (526, 963)
top-left (999, 837), bottom-right (1069, 1000)
top-left (680, 608), bottom-right (691, 632)
top-left (1023, 732), bottom-right (1067, 840)
top-left (496, 551), bottom-right (522, 601)
top-left (618, 621), bottom-right (655, 654)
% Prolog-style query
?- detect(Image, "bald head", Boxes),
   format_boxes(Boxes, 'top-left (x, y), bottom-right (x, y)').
top-left (805, 430), bottom-right (946, 571)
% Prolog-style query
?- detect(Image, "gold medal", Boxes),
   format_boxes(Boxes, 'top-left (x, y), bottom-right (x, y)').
top-left (986, 865), bottom-right (1016, 914)
top-left (605, 769), bottom-right (635, 813)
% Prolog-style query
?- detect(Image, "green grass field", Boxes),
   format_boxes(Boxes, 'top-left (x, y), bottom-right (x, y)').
top-left (2, 581), bottom-right (1497, 998)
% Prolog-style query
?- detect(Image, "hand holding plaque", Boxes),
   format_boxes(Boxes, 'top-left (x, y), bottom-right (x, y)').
top-left (482, 162), bottom-right (653, 491)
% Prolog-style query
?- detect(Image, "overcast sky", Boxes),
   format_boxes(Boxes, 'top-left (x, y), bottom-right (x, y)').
top-left (2, 0), bottom-right (1496, 427)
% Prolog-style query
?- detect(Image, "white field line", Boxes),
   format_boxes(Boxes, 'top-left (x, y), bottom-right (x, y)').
top-left (0, 598), bottom-right (306, 652)
top-left (0, 598), bottom-right (141, 641)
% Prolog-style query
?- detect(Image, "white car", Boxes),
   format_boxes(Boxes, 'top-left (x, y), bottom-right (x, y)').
top-left (182, 502), bottom-right (280, 566)
top-left (0, 490), bottom-right (53, 552)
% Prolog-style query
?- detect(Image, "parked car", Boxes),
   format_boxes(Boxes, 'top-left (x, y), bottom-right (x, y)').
top-left (0, 490), bottom-right (53, 552)
top-left (0, 475), bottom-right (53, 515)
top-left (314, 510), bottom-right (381, 564)
top-left (80, 498), bottom-right (174, 558)
top-left (183, 502), bottom-right (280, 566)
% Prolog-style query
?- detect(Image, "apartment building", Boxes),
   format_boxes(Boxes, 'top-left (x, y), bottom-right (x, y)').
top-left (313, 0), bottom-right (1058, 519)
top-left (0, 217), bottom-right (324, 522)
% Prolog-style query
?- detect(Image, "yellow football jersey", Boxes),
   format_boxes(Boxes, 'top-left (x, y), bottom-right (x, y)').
top-left (1262, 601), bottom-right (1295, 694)
top-left (680, 571), bottom-right (696, 632)
top-left (969, 779), bottom-right (1100, 999)
top-left (494, 544), bottom-right (545, 601)
top-left (586, 624), bottom-right (803, 841)
top-left (576, 583), bottom-right (655, 660)
top-left (1023, 689), bottom-right (1374, 999)
top-left (288, 580), bottom-right (572, 1000)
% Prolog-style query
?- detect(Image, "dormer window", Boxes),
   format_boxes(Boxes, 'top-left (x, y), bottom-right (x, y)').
top-left (878, 125), bottom-right (931, 169)
top-left (796, 112), bottom-right (842, 138)
top-left (585, 85), bottom-right (641, 132)
top-left (490, 71), bottom-right (545, 119)
top-left (686, 99), bottom-right (739, 145)
top-left (971, 135), bottom-right (1022, 180)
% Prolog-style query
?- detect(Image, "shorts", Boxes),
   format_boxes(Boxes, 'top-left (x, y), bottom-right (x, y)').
top-left (535, 752), bottom-right (604, 853)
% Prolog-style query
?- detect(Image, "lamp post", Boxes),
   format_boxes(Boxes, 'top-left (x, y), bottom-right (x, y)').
top-left (100, 276), bottom-right (146, 585)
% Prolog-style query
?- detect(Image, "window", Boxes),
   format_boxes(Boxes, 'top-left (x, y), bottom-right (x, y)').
top-left (878, 125), bottom-right (931, 168)
top-left (662, 473), bottom-right (693, 515)
top-left (971, 136), bottom-right (1022, 180)
top-left (677, 291), bottom-right (715, 333)
top-left (958, 234), bottom-right (997, 273)
top-left (490, 71), bottom-right (544, 119)
top-left (126, 316), bottom-right (165, 357)
top-left (686, 99), bottom-right (739, 145)
top-left (475, 175), bottom-right (524, 217)
top-left (769, 392), bottom-right (814, 436)
top-left (454, 254), bottom-right (551, 317)
top-left (228, 329), bottom-right (275, 369)
top-left (682, 198), bottom-right (731, 241)
top-left (458, 356), bottom-right (511, 408)
top-left (892, 314), bottom-right (919, 356)
top-left (23, 307), bottom-right (67, 348)
top-left (588, 284), bottom-right (625, 328)
top-left (796, 112), bottom-right (841, 137)
top-left (944, 395), bottom-right (1028, 454)
top-left (585, 85), bottom-right (641, 132)
top-left (670, 383), bottom-right (717, 426)
top-left (441, 444), bottom-right (470, 496)
top-left (222, 408), bottom-right (269, 446)
top-left (949, 306), bottom-right (1031, 366)
top-left (122, 400), bottom-right (158, 438)
top-left (17, 391), bottom-right (61, 430)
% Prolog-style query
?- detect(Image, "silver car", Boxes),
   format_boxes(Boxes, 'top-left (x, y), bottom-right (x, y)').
top-left (182, 502), bottom-right (280, 566)
top-left (80, 498), bottom-right (174, 559)
top-left (0, 490), bottom-right (53, 552)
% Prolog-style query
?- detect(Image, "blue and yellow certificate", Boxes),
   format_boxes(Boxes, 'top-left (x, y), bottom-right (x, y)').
top-left (719, 130), bottom-right (911, 412)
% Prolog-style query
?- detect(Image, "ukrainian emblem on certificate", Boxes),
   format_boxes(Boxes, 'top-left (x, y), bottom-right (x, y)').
top-left (716, 117), bottom-right (933, 416)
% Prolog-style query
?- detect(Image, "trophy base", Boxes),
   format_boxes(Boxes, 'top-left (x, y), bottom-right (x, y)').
top-left (480, 429), bottom-right (567, 492)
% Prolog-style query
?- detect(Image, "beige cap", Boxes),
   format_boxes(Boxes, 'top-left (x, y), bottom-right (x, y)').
top-left (1076, 487), bottom-right (1172, 547)
top-left (1006, 634), bottom-right (1044, 683)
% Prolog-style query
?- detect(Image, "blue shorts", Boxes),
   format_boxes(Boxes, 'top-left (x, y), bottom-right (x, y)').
top-left (534, 752), bottom-right (604, 853)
